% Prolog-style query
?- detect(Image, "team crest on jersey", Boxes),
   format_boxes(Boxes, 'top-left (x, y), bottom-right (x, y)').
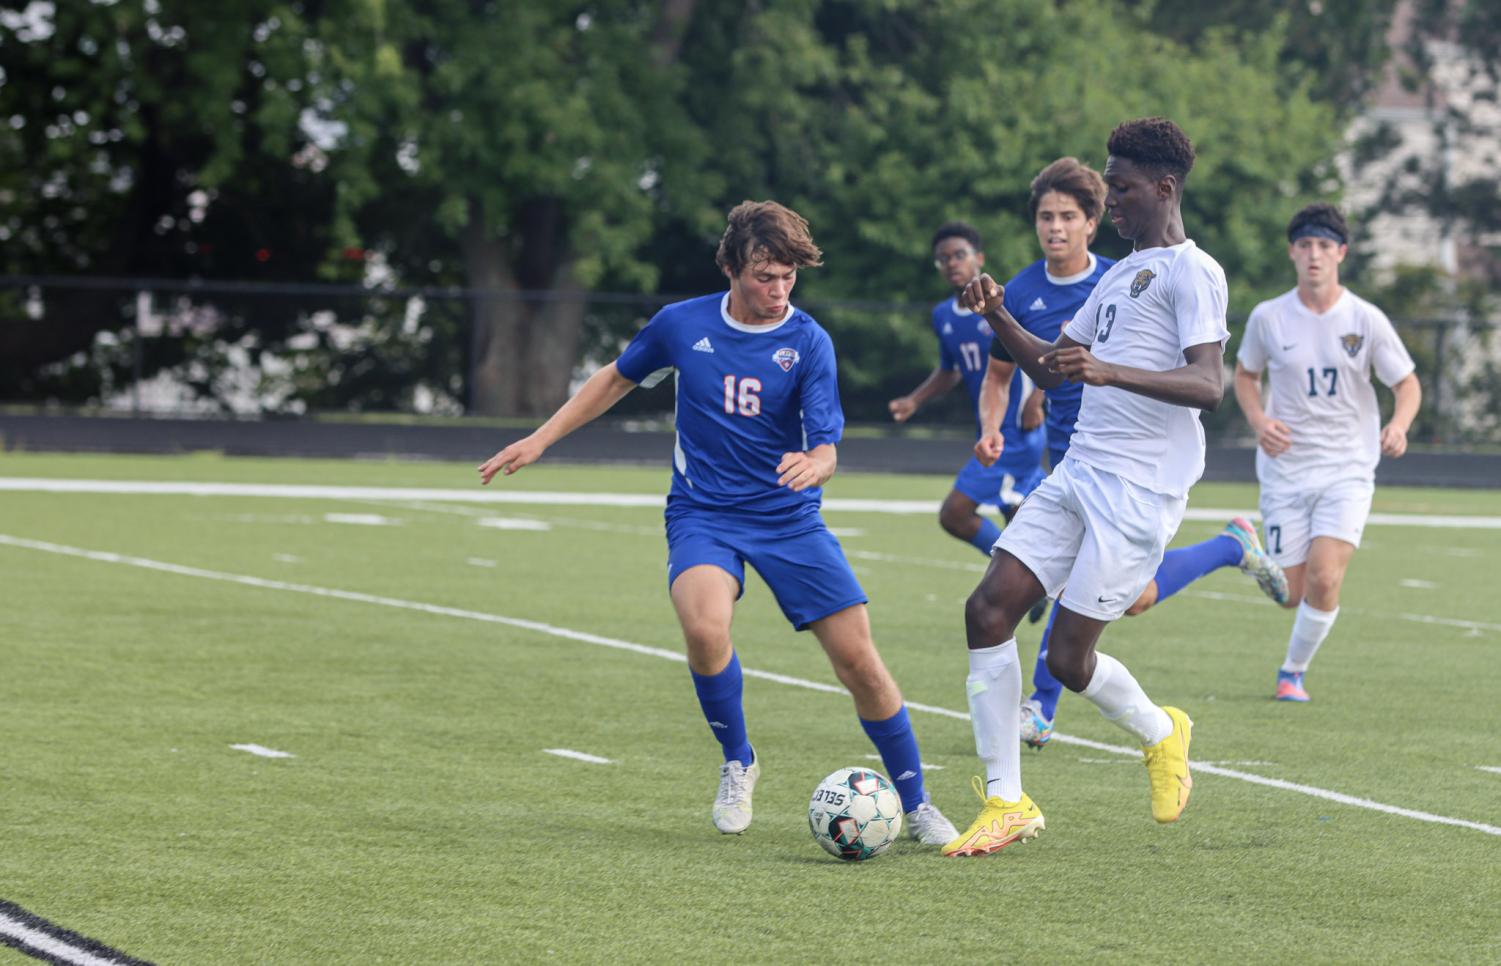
top-left (977, 319), bottom-right (993, 337)
top-left (772, 347), bottom-right (801, 371)
top-left (1129, 269), bottom-right (1156, 298)
top-left (1340, 333), bottom-right (1364, 358)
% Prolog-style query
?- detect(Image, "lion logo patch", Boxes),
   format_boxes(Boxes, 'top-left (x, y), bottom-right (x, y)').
top-left (1340, 334), bottom-right (1364, 358)
top-left (1129, 269), bottom-right (1156, 299)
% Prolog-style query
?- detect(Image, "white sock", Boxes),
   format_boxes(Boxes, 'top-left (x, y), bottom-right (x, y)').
top-left (1282, 601), bottom-right (1338, 673)
top-left (967, 640), bottom-right (1022, 802)
top-left (1081, 652), bottom-right (1172, 746)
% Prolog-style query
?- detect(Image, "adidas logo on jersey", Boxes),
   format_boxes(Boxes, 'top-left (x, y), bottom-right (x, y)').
top-left (692, 337), bottom-right (714, 353)
top-left (1029, 297), bottom-right (1047, 311)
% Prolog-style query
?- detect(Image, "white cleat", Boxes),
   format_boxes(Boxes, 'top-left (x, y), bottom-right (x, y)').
top-left (712, 751), bottom-right (760, 834)
top-left (1019, 699), bottom-right (1054, 749)
top-left (905, 800), bottom-right (959, 846)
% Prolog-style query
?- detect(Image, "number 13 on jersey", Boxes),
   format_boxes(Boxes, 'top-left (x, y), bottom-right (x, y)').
top-left (723, 375), bottom-right (762, 416)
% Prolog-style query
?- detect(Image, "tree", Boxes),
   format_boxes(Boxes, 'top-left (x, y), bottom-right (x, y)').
top-left (315, 0), bottom-right (711, 416)
top-left (642, 0), bottom-right (1347, 421)
top-left (0, 1), bottom-right (353, 399)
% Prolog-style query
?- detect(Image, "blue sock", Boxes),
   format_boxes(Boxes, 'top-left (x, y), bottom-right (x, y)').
top-left (967, 517), bottom-right (1002, 556)
top-left (860, 706), bottom-right (926, 813)
top-left (1152, 534), bottom-right (1243, 603)
top-left (690, 652), bottom-right (753, 765)
top-left (1029, 603), bottom-right (1063, 720)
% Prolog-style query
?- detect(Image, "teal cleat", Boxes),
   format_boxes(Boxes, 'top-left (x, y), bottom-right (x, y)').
top-left (1224, 517), bottom-right (1289, 605)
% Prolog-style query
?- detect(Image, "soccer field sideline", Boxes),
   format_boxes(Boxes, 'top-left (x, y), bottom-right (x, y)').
top-left (2, 529), bottom-right (1498, 843)
top-left (2, 477), bottom-right (1500, 528)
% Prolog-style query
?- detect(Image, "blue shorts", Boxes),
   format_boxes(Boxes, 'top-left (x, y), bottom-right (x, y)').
top-left (665, 501), bottom-right (866, 631)
top-left (953, 433), bottom-right (1046, 507)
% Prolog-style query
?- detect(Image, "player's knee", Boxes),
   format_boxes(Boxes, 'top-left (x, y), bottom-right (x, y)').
top-left (938, 503), bottom-right (970, 538)
top-left (964, 586), bottom-right (1012, 643)
top-left (1124, 598), bottom-right (1152, 617)
top-left (1305, 569), bottom-right (1343, 606)
top-left (831, 649), bottom-right (888, 696)
top-left (679, 619), bottom-right (730, 657)
top-left (1045, 649), bottom-right (1091, 692)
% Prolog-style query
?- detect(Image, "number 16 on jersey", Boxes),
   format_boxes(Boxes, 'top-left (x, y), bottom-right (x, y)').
top-left (724, 375), bottom-right (762, 416)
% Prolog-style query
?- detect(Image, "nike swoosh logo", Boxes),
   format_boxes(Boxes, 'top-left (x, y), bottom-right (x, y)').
top-left (1281, 344), bottom-right (1296, 350)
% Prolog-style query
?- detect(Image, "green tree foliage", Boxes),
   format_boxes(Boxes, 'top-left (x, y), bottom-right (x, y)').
top-left (1134, 0), bottom-right (1399, 112)
top-left (650, 0), bottom-right (1345, 420)
top-left (0, 1), bottom-right (365, 401)
top-left (313, 0), bottom-right (710, 416)
top-left (2, 0), bottom-right (1352, 421)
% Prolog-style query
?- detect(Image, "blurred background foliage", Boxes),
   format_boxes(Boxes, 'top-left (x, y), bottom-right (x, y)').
top-left (1, 0), bottom-right (1495, 437)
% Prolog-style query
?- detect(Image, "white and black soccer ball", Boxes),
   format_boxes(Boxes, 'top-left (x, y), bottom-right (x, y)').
top-left (808, 767), bottom-right (903, 861)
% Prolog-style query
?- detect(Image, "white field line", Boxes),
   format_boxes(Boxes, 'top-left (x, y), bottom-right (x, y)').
top-left (543, 749), bottom-right (615, 765)
top-left (865, 755), bottom-right (943, 770)
top-left (372, 501), bottom-right (1501, 634)
top-left (1477, 766), bottom-right (1501, 776)
top-left (2, 532), bottom-right (1498, 839)
top-left (0, 912), bottom-right (136, 966)
top-left (1, 479), bottom-right (1499, 529)
top-left (230, 743), bottom-right (294, 759)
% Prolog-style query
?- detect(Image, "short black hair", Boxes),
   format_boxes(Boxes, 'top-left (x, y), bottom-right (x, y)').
top-left (931, 221), bottom-right (982, 253)
top-left (1287, 203), bottom-right (1349, 244)
top-left (1107, 117), bottom-right (1196, 182)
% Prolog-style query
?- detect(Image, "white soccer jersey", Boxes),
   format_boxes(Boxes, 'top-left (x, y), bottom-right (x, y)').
top-left (1062, 240), bottom-right (1230, 497)
top-left (1237, 288), bottom-right (1416, 490)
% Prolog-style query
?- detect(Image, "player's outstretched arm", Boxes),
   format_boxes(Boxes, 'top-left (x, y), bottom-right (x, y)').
top-left (478, 363), bottom-right (637, 484)
top-left (1045, 341), bottom-right (1224, 411)
top-left (889, 367), bottom-right (962, 422)
top-left (777, 443), bottom-right (837, 492)
top-left (959, 273), bottom-right (1070, 390)
top-left (974, 357), bottom-right (1013, 467)
top-left (1381, 372), bottom-right (1422, 457)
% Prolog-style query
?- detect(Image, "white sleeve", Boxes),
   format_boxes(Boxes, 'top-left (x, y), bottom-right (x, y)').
top-left (1063, 284), bottom-right (1104, 345)
top-left (1172, 250), bottom-right (1230, 351)
top-left (1368, 306), bottom-right (1417, 387)
top-left (1237, 306), bottom-right (1270, 373)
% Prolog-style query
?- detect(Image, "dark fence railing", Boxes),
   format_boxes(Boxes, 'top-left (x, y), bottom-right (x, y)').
top-left (1, 276), bottom-right (1495, 446)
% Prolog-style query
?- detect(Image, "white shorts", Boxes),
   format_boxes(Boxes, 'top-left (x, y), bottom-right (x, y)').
top-left (994, 457), bottom-right (1187, 621)
top-left (1258, 477), bottom-right (1374, 567)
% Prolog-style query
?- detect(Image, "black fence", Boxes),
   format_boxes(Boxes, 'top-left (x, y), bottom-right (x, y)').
top-left (1, 276), bottom-right (1496, 446)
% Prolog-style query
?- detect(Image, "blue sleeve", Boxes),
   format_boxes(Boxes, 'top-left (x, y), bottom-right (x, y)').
top-left (933, 310), bottom-right (958, 371)
top-left (1002, 278), bottom-right (1024, 321)
top-left (799, 331), bottom-right (845, 449)
top-left (614, 310), bottom-right (674, 384)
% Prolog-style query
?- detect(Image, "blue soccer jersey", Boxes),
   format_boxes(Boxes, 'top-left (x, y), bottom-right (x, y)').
top-left (615, 292), bottom-right (844, 512)
top-left (932, 297), bottom-right (1036, 444)
top-left (989, 254), bottom-right (1115, 451)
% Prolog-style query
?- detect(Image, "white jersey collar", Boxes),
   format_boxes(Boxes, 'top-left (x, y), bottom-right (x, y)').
top-left (1046, 252), bottom-right (1097, 286)
top-left (720, 292), bottom-right (793, 333)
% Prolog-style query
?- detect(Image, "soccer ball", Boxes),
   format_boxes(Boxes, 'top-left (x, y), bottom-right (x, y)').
top-left (808, 767), bottom-right (903, 861)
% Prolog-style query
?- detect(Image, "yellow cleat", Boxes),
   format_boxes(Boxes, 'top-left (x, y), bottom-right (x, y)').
top-left (941, 777), bottom-right (1045, 857)
top-left (1143, 706), bottom-right (1193, 823)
